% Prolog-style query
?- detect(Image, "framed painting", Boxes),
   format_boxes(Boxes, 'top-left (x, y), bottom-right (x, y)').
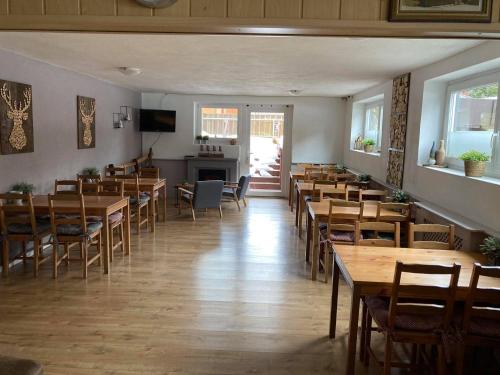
top-left (389, 0), bottom-right (492, 22)
top-left (0, 79), bottom-right (34, 154)
top-left (77, 96), bottom-right (96, 149)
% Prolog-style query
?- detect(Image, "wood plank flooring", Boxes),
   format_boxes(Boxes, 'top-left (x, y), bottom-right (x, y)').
top-left (0, 198), bottom-right (375, 374)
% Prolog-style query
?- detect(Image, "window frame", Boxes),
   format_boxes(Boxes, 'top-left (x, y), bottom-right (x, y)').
top-left (443, 71), bottom-right (500, 178)
top-left (363, 99), bottom-right (384, 151)
top-left (195, 103), bottom-right (243, 141)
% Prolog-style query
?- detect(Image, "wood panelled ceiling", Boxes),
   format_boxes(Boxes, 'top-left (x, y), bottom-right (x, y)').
top-left (0, 0), bottom-right (500, 38)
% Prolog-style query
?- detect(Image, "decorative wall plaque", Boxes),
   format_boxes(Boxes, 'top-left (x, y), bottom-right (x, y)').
top-left (0, 80), bottom-right (34, 154)
top-left (77, 96), bottom-right (96, 149)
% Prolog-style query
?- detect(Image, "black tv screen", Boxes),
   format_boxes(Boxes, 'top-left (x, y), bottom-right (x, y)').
top-left (140, 109), bottom-right (176, 132)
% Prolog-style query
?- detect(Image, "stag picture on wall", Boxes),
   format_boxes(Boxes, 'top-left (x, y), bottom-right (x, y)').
top-left (77, 96), bottom-right (96, 149)
top-left (0, 80), bottom-right (34, 154)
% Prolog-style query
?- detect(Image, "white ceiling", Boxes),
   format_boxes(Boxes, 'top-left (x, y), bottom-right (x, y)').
top-left (0, 32), bottom-right (484, 97)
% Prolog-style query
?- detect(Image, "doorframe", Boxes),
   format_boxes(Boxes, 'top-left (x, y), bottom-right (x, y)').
top-left (241, 104), bottom-right (293, 198)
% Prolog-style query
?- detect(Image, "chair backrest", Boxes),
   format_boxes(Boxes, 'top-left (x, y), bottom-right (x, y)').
top-left (192, 180), bottom-right (224, 209)
top-left (106, 162), bottom-right (136, 176)
top-left (388, 262), bottom-right (461, 332)
top-left (377, 202), bottom-right (411, 222)
top-left (327, 199), bottom-right (364, 236)
top-left (237, 175), bottom-right (252, 200)
top-left (54, 179), bottom-right (82, 195)
top-left (359, 189), bottom-right (387, 202)
top-left (139, 167), bottom-right (160, 179)
top-left (112, 173), bottom-right (139, 180)
top-left (462, 263), bottom-right (500, 336)
top-left (355, 221), bottom-right (401, 247)
top-left (77, 174), bottom-right (102, 183)
top-left (98, 181), bottom-right (124, 197)
top-left (330, 172), bottom-right (355, 182)
top-left (0, 193), bottom-right (36, 236)
top-left (48, 194), bottom-right (87, 237)
top-left (304, 166), bottom-right (325, 180)
top-left (81, 182), bottom-right (100, 195)
top-left (408, 223), bottom-right (455, 250)
top-left (122, 176), bottom-right (141, 201)
top-left (311, 180), bottom-right (338, 201)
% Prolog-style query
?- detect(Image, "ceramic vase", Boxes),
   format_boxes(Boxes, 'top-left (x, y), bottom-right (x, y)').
top-left (435, 140), bottom-right (446, 166)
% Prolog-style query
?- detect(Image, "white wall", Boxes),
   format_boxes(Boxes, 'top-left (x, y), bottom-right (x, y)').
top-left (344, 41), bottom-right (500, 236)
top-left (141, 93), bottom-right (345, 164)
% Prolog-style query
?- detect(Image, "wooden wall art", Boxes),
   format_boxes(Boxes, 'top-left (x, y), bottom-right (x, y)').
top-left (77, 96), bottom-right (96, 149)
top-left (386, 73), bottom-right (411, 188)
top-left (0, 80), bottom-right (34, 154)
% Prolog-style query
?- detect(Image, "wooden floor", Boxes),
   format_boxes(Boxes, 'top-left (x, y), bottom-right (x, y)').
top-left (0, 198), bottom-right (387, 374)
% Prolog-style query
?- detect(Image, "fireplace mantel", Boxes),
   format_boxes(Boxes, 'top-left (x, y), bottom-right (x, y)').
top-left (186, 157), bottom-right (240, 184)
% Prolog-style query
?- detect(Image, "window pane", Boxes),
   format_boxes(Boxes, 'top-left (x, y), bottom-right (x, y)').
top-left (365, 105), bottom-right (381, 147)
top-left (201, 107), bottom-right (238, 138)
top-left (448, 82), bottom-right (497, 158)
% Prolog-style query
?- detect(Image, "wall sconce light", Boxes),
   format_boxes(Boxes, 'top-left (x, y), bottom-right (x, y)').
top-left (113, 106), bottom-right (132, 128)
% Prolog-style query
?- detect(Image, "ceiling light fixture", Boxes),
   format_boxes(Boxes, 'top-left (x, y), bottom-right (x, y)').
top-left (289, 90), bottom-right (302, 96)
top-left (117, 67), bottom-right (142, 76)
top-left (135, 0), bottom-right (178, 8)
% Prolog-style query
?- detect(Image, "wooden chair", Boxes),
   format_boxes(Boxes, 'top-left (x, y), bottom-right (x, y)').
top-left (138, 167), bottom-right (160, 221)
top-left (455, 263), bottom-right (500, 375)
top-left (54, 179), bottom-right (82, 195)
top-left (105, 162), bottom-right (136, 177)
top-left (377, 202), bottom-right (411, 244)
top-left (0, 193), bottom-right (51, 278)
top-left (408, 223), bottom-right (455, 250)
top-left (123, 176), bottom-right (149, 234)
top-left (319, 200), bottom-right (364, 283)
top-left (98, 181), bottom-right (125, 261)
top-left (363, 262), bottom-right (461, 374)
top-left (304, 166), bottom-right (325, 180)
top-left (311, 180), bottom-right (339, 201)
top-left (81, 182), bottom-right (100, 195)
top-left (359, 189), bottom-right (387, 202)
top-left (355, 221), bottom-right (400, 248)
top-left (48, 194), bottom-right (102, 279)
top-left (330, 172), bottom-right (355, 182)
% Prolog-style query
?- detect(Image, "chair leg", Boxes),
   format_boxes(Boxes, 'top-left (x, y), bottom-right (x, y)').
top-left (109, 224), bottom-right (114, 263)
top-left (120, 222), bottom-right (125, 254)
top-left (243, 197), bottom-right (247, 207)
top-left (2, 239), bottom-right (9, 278)
top-left (324, 248), bottom-right (330, 284)
top-left (235, 198), bottom-right (241, 211)
top-left (33, 238), bottom-right (40, 278)
top-left (364, 312), bottom-right (373, 366)
top-left (82, 242), bottom-right (88, 279)
top-left (22, 241), bottom-right (27, 266)
top-left (190, 201), bottom-right (195, 221)
top-left (65, 243), bottom-right (70, 266)
top-left (136, 208), bottom-right (140, 234)
top-left (383, 334), bottom-right (392, 375)
top-left (360, 301), bottom-right (367, 363)
top-left (155, 198), bottom-right (159, 222)
top-left (219, 205), bottom-right (223, 219)
top-left (52, 242), bottom-right (58, 279)
top-left (455, 343), bottom-right (465, 375)
top-left (145, 204), bottom-right (149, 232)
top-left (97, 233), bottom-right (102, 268)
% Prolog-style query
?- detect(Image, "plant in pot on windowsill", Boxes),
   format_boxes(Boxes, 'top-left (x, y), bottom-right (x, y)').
top-left (391, 189), bottom-right (409, 203)
top-left (9, 182), bottom-right (34, 204)
top-left (479, 236), bottom-right (500, 266)
top-left (362, 139), bottom-right (376, 153)
top-left (202, 135), bottom-right (209, 144)
top-left (195, 135), bottom-right (203, 144)
top-left (459, 150), bottom-right (490, 177)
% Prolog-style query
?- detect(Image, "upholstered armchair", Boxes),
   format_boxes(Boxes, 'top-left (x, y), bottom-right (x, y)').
top-left (178, 180), bottom-right (224, 221)
top-left (222, 175), bottom-right (251, 211)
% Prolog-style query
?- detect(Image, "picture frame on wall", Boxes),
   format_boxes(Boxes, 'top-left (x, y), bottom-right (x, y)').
top-left (389, 0), bottom-right (492, 22)
top-left (77, 96), bottom-right (96, 149)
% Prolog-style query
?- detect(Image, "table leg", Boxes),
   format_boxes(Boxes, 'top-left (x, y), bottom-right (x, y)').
top-left (2, 239), bottom-right (9, 277)
top-left (102, 211), bottom-right (110, 274)
top-left (299, 194), bottom-right (304, 239)
top-left (346, 285), bottom-right (361, 375)
top-left (124, 203), bottom-right (131, 255)
top-left (162, 184), bottom-right (167, 222)
top-left (149, 187), bottom-right (155, 233)
top-left (295, 186), bottom-right (299, 227)
top-left (329, 251), bottom-right (340, 338)
top-left (288, 176), bottom-right (292, 208)
top-left (306, 209), bottom-right (312, 262)
top-left (311, 216), bottom-right (319, 281)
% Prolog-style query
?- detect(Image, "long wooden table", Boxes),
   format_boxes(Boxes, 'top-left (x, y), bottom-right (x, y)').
top-left (105, 177), bottom-right (167, 233)
top-left (329, 245), bottom-right (496, 375)
top-left (32, 195), bottom-right (130, 275)
top-left (289, 170), bottom-right (305, 211)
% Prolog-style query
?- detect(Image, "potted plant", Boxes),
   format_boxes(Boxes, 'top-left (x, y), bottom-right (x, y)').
top-left (362, 139), bottom-right (376, 153)
top-left (357, 174), bottom-right (371, 183)
top-left (202, 135), bottom-right (209, 144)
top-left (479, 236), bottom-right (500, 266)
top-left (195, 135), bottom-right (203, 144)
top-left (391, 189), bottom-right (409, 203)
top-left (459, 150), bottom-right (489, 177)
top-left (9, 182), bottom-right (34, 204)
top-left (83, 167), bottom-right (99, 176)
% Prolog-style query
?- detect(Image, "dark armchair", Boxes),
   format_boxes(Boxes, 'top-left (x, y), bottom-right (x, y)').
top-left (178, 180), bottom-right (224, 221)
top-left (222, 174), bottom-right (251, 211)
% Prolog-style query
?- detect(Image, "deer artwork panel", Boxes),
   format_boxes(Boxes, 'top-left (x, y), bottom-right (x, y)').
top-left (77, 95), bottom-right (96, 149)
top-left (0, 79), bottom-right (34, 154)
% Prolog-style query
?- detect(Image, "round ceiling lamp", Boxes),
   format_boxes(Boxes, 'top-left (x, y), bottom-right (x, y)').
top-left (117, 67), bottom-right (142, 76)
top-left (135, 0), bottom-right (178, 8)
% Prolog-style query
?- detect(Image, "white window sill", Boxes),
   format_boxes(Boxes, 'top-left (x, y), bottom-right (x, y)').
top-left (350, 149), bottom-right (381, 158)
top-left (420, 165), bottom-right (500, 187)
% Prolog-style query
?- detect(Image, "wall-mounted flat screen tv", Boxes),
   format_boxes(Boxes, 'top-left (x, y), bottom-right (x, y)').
top-left (140, 109), bottom-right (176, 132)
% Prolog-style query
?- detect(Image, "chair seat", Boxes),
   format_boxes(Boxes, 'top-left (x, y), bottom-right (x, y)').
top-left (222, 188), bottom-right (236, 196)
top-left (108, 212), bottom-right (123, 224)
top-left (320, 229), bottom-right (355, 243)
top-left (7, 221), bottom-right (51, 235)
top-left (143, 191), bottom-right (159, 198)
top-left (130, 196), bottom-right (150, 206)
top-left (0, 355), bottom-right (43, 375)
top-left (86, 215), bottom-right (102, 223)
top-left (56, 222), bottom-right (103, 237)
top-left (181, 193), bottom-right (192, 202)
top-left (365, 296), bottom-right (444, 332)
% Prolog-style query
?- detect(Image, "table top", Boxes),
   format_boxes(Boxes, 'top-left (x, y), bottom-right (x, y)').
top-left (104, 177), bottom-right (166, 187)
top-left (296, 182), bottom-right (349, 192)
top-left (334, 245), bottom-right (497, 293)
top-left (32, 195), bottom-right (128, 209)
top-left (308, 200), bottom-right (380, 220)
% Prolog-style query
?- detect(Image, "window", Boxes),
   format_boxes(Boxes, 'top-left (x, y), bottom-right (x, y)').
top-left (363, 100), bottom-right (384, 150)
top-left (199, 106), bottom-right (239, 139)
top-left (445, 73), bottom-right (500, 176)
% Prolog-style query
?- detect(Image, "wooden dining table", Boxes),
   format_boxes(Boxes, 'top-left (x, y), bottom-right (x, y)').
top-left (105, 177), bottom-right (167, 233)
top-left (329, 245), bottom-right (497, 375)
top-left (289, 170), bottom-right (305, 211)
top-left (32, 195), bottom-right (130, 275)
